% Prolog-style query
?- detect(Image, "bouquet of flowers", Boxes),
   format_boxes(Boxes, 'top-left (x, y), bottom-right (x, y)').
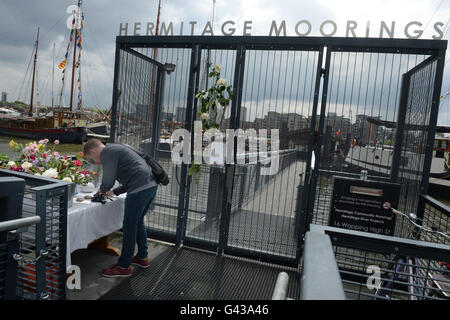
top-left (1, 139), bottom-right (96, 186)
top-left (189, 63), bottom-right (234, 182)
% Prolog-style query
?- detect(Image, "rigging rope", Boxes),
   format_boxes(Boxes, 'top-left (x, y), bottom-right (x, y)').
top-left (16, 42), bottom-right (36, 102)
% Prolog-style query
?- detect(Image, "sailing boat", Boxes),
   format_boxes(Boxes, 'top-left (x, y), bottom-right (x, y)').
top-left (0, 1), bottom-right (88, 144)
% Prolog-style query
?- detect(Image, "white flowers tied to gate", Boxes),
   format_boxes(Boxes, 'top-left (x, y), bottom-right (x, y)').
top-left (189, 63), bottom-right (234, 180)
top-left (194, 64), bottom-right (233, 131)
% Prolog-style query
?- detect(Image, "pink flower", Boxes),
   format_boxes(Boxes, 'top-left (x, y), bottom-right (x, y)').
top-left (38, 139), bottom-right (46, 144)
top-left (12, 165), bottom-right (23, 172)
top-left (54, 140), bottom-right (60, 145)
top-left (53, 151), bottom-right (59, 157)
top-left (74, 160), bottom-right (82, 167)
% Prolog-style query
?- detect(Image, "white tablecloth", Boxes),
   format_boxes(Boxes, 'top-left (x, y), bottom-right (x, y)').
top-left (67, 191), bottom-right (126, 268)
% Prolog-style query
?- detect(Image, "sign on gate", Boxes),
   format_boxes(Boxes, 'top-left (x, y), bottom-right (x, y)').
top-left (328, 177), bottom-right (400, 236)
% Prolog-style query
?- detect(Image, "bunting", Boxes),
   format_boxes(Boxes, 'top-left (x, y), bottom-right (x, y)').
top-left (58, 60), bottom-right (66, 69)
top-left (58, 24), bottom-right (75, 106)
top-left (76, 15), bottom-right (84, 110)
top-left (58, 7), bottom-right (85, 109)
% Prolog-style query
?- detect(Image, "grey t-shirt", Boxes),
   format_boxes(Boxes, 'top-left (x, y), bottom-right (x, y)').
top-left (99, 143), bottom-right (157, 194)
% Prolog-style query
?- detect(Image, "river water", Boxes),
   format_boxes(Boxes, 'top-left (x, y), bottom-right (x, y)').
top-left (0, 135), bottom-right (83, 159)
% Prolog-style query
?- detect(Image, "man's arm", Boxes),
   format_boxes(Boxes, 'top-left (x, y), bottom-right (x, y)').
top-left (99, 151), bottom-right (119, 193)
top-left (112, 184), bottom-right (128, 196)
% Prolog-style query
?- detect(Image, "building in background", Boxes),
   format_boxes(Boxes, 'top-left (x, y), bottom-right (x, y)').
top-left (1, 92), bottom-right (7, 106)
top-left (354, 114), bottom-right (380, 145)
top-left (176, 107), bottom-right (186, 123)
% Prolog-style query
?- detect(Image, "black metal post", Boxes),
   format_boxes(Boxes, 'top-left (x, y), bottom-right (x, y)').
top-left (35, 190), bottom-right (47, 299)
top-left (180, 45), bottom-right (202, 244)
top-left (306, 46), bottom-right (332, 231)
top-left (150, 67), bottom-right (166, 159)
top-left (109, 42), bottom-right (122, 143)
top-left (391, 74), bottom-right (410, 182)
top-left (0, 177), bottom-right (25, 300)
top-left (418, 50), bottom-right (446, 197)
top-left (175, 44), bottom-right (200, 247)
top-left (218, 45), bottom-right (246, 256)
top-left (295, 46), bottom-right (326, 263)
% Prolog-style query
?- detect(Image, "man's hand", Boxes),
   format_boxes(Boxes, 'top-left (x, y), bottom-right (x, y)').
top-left (95, 189), bottom-right (114, 196)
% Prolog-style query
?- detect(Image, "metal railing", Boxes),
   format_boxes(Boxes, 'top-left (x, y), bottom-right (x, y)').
top-left (0, 169), bottom-right (69, 300)
top-left (416, 195), bottom-right (450, 245)
top-left (300, 229), bottom-right (346, 300)
top-left (311, 224), bottom-right (450, 300)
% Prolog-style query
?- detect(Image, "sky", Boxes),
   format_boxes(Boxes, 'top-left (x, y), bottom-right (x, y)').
top-left (0, 0), bottom-right (449, 126)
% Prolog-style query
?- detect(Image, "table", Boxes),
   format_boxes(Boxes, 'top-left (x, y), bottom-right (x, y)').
top-left (67, 191), bottom-right (126, 268)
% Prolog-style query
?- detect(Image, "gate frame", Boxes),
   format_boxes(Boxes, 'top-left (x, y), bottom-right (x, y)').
top-left (110, 36), bottom-right (447, 267)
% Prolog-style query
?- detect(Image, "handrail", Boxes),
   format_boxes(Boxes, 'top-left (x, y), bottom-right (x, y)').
top-left (300, 229), bottom-right (346, 300)
top-left (421, 194), bottom-right (450, 217)
top-left (0, 216), bottom-right (41, 233)
top-left (271, 272), bottom-right (289, 300)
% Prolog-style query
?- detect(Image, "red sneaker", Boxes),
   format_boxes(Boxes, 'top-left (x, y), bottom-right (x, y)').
top-left (101, 264), bottom-right (131, 278)
top-left (131, 256), bottom-right (150, 269)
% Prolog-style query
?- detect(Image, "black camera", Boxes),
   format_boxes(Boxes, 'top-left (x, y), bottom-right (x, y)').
top-left (92, 193), bottom-right (108, 204)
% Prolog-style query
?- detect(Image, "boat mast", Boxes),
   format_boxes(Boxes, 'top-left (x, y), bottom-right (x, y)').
top-left (52, 42), bottom-right (55, 108)
top-left (29, 27), bottom-right (39, 116)
top-left (69, 0), bottom-right (82, 112)
top-left (148, 0), bottom-right (161, 128)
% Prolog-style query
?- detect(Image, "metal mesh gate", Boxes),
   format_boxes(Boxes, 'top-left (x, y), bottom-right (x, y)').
top-left (110, 36), bottom-right (447, 268)
top-left (307, 45), bottom-right (445, 241)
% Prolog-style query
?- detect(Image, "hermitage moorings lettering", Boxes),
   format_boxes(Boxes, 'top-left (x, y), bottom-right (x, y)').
top-left (118, 20), bottom-right (446, 39)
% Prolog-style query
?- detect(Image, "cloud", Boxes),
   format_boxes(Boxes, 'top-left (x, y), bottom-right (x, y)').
top-left (0, 0), bottom-right (448, 128)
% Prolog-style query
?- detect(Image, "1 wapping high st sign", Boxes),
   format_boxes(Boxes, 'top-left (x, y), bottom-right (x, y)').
top-left (118, 20), bottom-right (447, 39)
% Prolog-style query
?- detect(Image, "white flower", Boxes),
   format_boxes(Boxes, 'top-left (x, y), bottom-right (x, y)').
top-left (213, 64), bottom-right (221, 72)
top-left (42, 168), bottom-right (58, 178)
top-left (201, 113), bottom-right (210, 120)
top-left (203, 91), bottom-right (209, 99)
top-left (34, 173), bottom-right (41, 176)
top-left (62, 177), bottom-right (72, 183)
top-left (217, 78), bottom-right (227, 86)
top-left (21, 161), bottom-right (33, 170)
top-left (7, 161), bottom-right (16, 167)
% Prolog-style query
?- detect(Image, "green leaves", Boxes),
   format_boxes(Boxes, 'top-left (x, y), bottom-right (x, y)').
top-left (187, 163), bottom-right (201, 184)
top-left (188, 63), bottom-right (235, 179)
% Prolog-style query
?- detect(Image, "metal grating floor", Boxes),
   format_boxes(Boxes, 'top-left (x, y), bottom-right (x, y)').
top-left (98, 246), bottom-right (300, 300)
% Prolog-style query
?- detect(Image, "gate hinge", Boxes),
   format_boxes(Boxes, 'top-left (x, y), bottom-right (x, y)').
top-left (320, 68), bottom-right (326, 77)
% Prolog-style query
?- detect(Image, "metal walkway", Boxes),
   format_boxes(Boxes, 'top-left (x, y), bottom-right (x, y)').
top-left (98, 246), bottom-right (300, 300)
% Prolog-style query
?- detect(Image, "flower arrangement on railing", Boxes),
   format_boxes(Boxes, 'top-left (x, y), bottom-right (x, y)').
top-left (188, 64), bottom-right (234, 182)
top-left (0, 139), bottom-right (96, 186)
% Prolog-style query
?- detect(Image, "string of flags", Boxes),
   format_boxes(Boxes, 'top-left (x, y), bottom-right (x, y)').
top-left (77, 18), bottom-right (83, 110)
top-left (58, 27), bottom-right (74, 105)
top-left (58, 12), bottom-right (84, 110)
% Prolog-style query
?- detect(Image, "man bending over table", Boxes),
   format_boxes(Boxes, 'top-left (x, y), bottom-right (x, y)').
top-left (83, 138), bottom-right (158, 277)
